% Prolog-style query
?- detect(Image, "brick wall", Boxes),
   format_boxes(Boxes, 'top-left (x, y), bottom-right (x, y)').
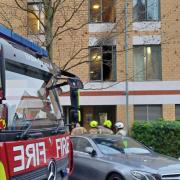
top-left (0, 0), bottom-right (179, 123)
top-left (0, 0), bottom-right (27, 36)
top-left (161, 0), bottom-right (180, 80)
top-left (163, 104), bottom-right (175, 120)
top-left (116, 105), bottom-right (134, 128)
top-left (1, 0), bottom-right (179, 82)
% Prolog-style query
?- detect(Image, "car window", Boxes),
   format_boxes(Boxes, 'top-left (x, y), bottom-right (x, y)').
top-left (93, 137), bottom-right (151, 155)
top-left (71, 137), bottom-right (79, 150)
top-left (97, 144), bottom-right (121, 154)
top-left (76, 137), bottom-right (92, 153)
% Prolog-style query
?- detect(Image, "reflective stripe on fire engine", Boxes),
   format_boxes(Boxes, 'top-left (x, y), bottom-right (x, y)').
top-left (0, 162), bottom-right (7, 180)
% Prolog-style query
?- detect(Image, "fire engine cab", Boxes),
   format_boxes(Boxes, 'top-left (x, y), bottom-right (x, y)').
top-left (0, 25), bottom-right (82, 180)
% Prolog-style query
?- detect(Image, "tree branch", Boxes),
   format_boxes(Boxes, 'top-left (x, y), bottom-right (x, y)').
top-left (53, 0), bottom-right (85, 38)
top-left (14, 0), bottom-right (45, 29)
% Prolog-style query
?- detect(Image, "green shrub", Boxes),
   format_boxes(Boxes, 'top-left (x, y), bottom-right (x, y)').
top-left (131, 120), bottom-right (180, 158)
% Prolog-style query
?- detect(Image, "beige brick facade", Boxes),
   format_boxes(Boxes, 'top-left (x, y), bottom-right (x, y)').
top-left (0, 0), bottom-right (180, 129)
top-left (163, 104), bottom-right (175, 120)
top-left (116, 105), bottom-right (134, 128)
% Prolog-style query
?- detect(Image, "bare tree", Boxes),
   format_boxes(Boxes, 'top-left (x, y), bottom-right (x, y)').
top-left (0, 0), bottom-right (119, 72)
top-left (11, 0), bottom-right (86, 61)
top-left (0, 0), bottom-right (88, 62)
top-left (0, 0), bottom-right (178, 76)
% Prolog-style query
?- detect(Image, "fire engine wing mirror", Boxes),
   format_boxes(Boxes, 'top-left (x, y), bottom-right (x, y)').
top-left (0, 104), bottom-right (8, 130)
top-left (47, 78), bottom-right (83, 91)
top-left (46, 85), bottom-right (63, 97)
top-left (67, 78), bottom-right (83, 89)
top-left (69, 108), bottom-right (81, 124)
top-left (69, 88), bottom-right (81, 124)
top-left (47, 82), bottom-right (68, 91)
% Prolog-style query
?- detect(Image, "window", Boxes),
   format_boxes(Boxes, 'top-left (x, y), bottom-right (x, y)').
top-left (93, 137), bottom-right (151, 155)
top-left (134, 105), bottom-right (162, 121)
top-left (71, 137), bottom-right (79, 149)
top-left (72, 137), bottom-right (92, 153)
top-left (0, 45), bottom-right (3, 90)
top-left (133, 0), bottom-right (160, 22)
top-left (175, 105), bottom-right (180, 121)
top-left (89, 0), bottom-right (116, 23)
top-left (89, 46), bottom-right (116, 81)
top-left (133, 45), bottom-right (161, 81)
top-left (27, 2), bottom-right (44, 34)
top-left (0, 56), bottom-right (2, 89)
top-left (4, 60), bottom-right (62, 129)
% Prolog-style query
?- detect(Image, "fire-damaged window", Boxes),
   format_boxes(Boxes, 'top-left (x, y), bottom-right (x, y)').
top-left (89, 0), bottom-right (116, 23)
top-left (27, 2), bottom-right (44, 34)
top-left (133, 0), bottom-right (160, 22)
top-left (89, 46), bottom-right (116, 81)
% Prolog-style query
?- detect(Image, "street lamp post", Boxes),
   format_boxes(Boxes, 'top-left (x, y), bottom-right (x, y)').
top-left (125, 0), bottom-right (129, 135)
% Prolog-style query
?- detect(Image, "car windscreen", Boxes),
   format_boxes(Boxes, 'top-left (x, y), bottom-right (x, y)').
top-left (93, 137), bottom-right (151, 155)
top-left (4, 66), bottom-right (62, 130)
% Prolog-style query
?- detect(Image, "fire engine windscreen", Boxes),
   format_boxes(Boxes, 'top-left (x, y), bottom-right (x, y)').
top-left (0, 67), bottom-right (2, 90)
top-left (0, 45), bottom-right (3, 93)
top-left (4, 70), bottom-right (63, 129)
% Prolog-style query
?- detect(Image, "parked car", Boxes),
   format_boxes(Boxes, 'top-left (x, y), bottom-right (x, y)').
top-left (69, 134), bottom-right (180, 180)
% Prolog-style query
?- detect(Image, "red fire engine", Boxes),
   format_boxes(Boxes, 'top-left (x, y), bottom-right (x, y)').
top-left (0, 25), bottom-right (82, 180)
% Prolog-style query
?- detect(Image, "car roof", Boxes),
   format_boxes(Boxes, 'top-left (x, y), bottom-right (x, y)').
top-left (71, 134), bottom-right (129, 140)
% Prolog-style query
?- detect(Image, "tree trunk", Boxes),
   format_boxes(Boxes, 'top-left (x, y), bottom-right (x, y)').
top-left (44, 0), bottom-right (54, 61)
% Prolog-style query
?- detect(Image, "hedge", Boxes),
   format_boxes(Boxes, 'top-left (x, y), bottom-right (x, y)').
top-left (131, 120), bottom-right (180, 158)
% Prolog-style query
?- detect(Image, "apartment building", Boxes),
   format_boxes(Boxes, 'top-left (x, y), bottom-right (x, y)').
top-left (59, 0), bottom-right (180, 130)
top-left (0, 0), bottom-right (180, 130)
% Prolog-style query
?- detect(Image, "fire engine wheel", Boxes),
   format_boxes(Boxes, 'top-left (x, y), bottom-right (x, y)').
top-left (107, 173), bottom-right (124, 180)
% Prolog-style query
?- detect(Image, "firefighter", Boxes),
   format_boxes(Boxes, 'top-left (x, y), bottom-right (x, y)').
top-left (71, 123), bottom-right (87, 135)
top-left (98, 120), bottom-right (114, 134)
top-left (115, 122), bottom-right (127, 136)
top-left (89, 120), bottom-right (99, 134)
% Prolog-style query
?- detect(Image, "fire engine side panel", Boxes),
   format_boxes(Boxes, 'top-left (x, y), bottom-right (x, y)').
top-left (0, 142), bottom-right (10, 180)
top-left (0, 38), bottom-right (52, 73)
top-left (5, 133), bottom-right (71, 178)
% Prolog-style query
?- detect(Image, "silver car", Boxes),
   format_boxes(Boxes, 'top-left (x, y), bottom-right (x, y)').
top-left (69, 134), bottom-right (180, 180)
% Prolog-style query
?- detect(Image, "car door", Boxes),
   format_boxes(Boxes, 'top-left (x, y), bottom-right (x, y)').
top-left (71, 137), bottom-right (106, 180)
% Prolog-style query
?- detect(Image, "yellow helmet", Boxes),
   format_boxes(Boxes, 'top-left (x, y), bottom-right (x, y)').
top-left (103, 120), bottom-right (112, 128)
top-left (90, 120), bottom-right (98, 128)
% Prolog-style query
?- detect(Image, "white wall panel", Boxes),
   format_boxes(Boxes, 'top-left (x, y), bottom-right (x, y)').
top-left (133, 22), bottom-right (161, 31)
top-left (133, 35), bottom-right (161, 45)
top-left (88, 23), bottom-right (116, 33)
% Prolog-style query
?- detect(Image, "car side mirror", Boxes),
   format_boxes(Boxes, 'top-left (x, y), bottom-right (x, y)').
top-left (149, 146), bottom-right (154, 151)
top-left (85, 147), bottom-right (96, 157)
